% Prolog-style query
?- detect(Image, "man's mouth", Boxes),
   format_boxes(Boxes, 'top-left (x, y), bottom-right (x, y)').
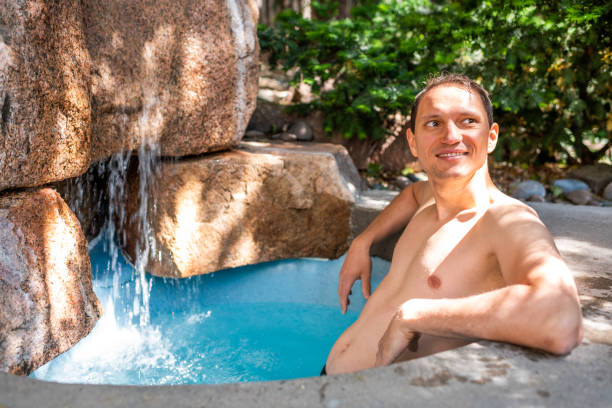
top-left (436, 152), bottom-right (467, 158)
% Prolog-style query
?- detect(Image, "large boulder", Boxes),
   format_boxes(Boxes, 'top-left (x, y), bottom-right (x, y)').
top-left (118, 141), bottom-right (363, 278)
top-left (0, 0), bottom-right (259, 192)
top-left (0, 0), bottom-right (92, 191)
top-left (83, 0), bottom-right (259, 160)
top-left (0, 188), bottom-right (102, 375)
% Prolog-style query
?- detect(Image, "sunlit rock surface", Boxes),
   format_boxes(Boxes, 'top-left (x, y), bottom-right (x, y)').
top-left (118, 141), bottom-right (363, 277)
top-left (0, 0), bottom-right (92, 191)
top-left (0, 188), bottom-right (102, 375)
top-left (0, 0), bottom-right (259, 192)
top-left (84, 0), bottom-right (259, 160)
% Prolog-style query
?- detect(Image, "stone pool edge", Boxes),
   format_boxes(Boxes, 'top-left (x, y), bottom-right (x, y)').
top-left (1, 199), bottom-right (611, 407)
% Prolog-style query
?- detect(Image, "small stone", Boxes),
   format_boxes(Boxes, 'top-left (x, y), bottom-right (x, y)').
top-left (244, 130), bottom-right (265, 139)
top-left (511, 180), bottom-right (546, 200)
top-left (564, 189), bottom-right (592, 205)
top-left (279, 132), bottom-right (298, 142)
top-left (603, 182), bottom-right (612, 201)
top-left (395, 176), bottom-right (413, 189)
top-left (408, 172), bottom-right (428, 182)
top-left (527, 195), bottom-right (547, 203)
top-left (288, 120), bottom-right (313, 141)
top-left (552, 179), bottom-right (590, 194)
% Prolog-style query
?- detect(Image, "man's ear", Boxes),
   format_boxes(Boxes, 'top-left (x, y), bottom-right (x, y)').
top-left (406, 128), bottom-right (418, 157)
top-left (487, 123), bottom-right (499, 154)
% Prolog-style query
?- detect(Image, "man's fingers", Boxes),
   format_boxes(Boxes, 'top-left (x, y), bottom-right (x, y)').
top-left (361, 274), bottom-right (371, 299)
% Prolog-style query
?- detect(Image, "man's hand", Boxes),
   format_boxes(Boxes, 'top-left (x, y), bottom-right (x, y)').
top-left (338, 239), bottom-right (372, 314)
top-left (375, 303), bottom-right (422, 366)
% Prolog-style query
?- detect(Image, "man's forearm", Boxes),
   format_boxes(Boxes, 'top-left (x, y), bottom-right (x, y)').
top-left (356, 184), bottom-right (421, 248)
top-left (398, 283), bottom-right (582, 355)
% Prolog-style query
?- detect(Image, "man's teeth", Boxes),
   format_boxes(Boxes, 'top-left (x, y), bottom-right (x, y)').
top-left (438, 152), bottom-right (465, 157)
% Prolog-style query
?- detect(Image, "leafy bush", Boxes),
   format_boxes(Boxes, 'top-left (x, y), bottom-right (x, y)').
top-left (258, 0), bottom-right (611, 164)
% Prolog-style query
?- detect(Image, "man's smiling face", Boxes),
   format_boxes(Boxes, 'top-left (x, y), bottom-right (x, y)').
top-left (407, 84), bottom-right (498, 181)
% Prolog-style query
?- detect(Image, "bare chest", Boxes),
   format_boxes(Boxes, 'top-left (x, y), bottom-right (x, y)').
top-left (388, 207), bottom-right (505, 299)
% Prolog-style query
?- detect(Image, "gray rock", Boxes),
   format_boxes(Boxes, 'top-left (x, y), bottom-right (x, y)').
top-left (603, 181), bottom-right (612, 201)
top-left (527, 194), bottom-right (547, 203)
top-left (570, 163), bottom-right (612, 194)
top-left (511, 180), bottom-right (546, 200)
top-left (564, 189), bottom-right (592, 205)
top-left (244, 130), bottom-right (266, 139)
top-left (552, 179), bottom-right (590, 194)
top-left (288, 120), bottom-right (313, 141)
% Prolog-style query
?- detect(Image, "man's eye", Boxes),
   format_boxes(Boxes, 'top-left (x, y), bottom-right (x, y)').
top-left (463, 118), bottom-right (476, 124)
top-left (426, 120), bottom-right (439, 127)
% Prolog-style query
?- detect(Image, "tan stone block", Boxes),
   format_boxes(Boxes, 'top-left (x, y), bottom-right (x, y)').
top-left (84, 0), bottom-right (259, 160)
top-left (0, 188), bottom-right (102, 375)
top-left (118, 142), bottom-right (361, 277)
top-left (0, 0), bottom-right (92, 191)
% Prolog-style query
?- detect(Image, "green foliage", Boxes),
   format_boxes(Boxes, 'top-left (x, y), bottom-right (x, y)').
top-left (367, 162), bottom-right (382, 178)
top-left (258, 0), bottom-right (612, 164)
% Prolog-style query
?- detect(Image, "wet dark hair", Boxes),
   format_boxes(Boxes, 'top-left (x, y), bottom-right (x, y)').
top-left (409, 74), bottom-right (494, 133)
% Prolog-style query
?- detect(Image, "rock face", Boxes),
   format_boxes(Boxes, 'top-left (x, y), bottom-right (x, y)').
top-left (0, 188), bottom-right (102, 375)
top-left (0, 0), bottom-right (259, 192)
top-left (118, 142), bottom-right (362, 278)
top-left (83, 0), bottom-right (259, 160)
top-left (0, 0), bottom-right (92, 191)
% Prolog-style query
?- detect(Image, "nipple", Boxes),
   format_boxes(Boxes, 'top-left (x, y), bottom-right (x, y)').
top-left (427, 275), bottom-right (441, 289)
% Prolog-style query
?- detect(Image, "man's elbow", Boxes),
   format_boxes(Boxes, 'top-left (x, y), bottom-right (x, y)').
top-left (543, 295), bottom-right (583, 355)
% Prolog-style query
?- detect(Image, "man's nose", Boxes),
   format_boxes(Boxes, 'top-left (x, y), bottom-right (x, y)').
top-left (441, 121), bottom-right (462, 144)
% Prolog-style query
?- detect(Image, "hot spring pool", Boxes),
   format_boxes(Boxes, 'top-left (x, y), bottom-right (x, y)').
top-left (30, 241), bottom-right (388, 385)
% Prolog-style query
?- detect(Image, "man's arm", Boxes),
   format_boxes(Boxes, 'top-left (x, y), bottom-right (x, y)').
top-left (338, 181), bottom-right (428, 313)
top-left (376, 206), bottom-right (583, 364)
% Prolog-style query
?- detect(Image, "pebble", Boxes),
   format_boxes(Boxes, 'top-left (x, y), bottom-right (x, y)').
top-left (603, 182), bottom-right (612, 201)
top-left (244, 130), bottom-right (265, 139)
top-left (552, 179), bottom-right (590, 194)
top-left (408, 172), bottom-right (428, 182)
top-left (395, 176), bottom-right (413, 189)
top-left (512, 180), bottom-right (546, 200)
top-left (288, 120), bottom-right (313, 141)
top-left (564, 189), bottom-right (592, 205)
top-left (280, 132), bottom-right (298, 141)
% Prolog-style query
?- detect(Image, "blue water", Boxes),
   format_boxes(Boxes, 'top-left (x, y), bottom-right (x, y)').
top-left (30, 241), bottom-right (388, 385)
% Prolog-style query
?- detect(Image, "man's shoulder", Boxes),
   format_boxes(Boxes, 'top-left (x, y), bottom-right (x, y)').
top-left (481, 191), bottom-right (544, 235)
top-left (486, 190), bottom-right (539, 219)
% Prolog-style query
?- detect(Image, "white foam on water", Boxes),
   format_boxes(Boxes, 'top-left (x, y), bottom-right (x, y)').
top-left (30, 299), bottom-right (177, 385)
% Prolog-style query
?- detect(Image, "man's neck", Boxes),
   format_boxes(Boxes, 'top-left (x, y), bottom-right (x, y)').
top-left (428, 164), bottom-right (496, 221)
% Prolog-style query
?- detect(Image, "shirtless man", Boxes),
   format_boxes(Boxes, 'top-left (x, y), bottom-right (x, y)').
top-left (324, 74), bottom-right (583, 375)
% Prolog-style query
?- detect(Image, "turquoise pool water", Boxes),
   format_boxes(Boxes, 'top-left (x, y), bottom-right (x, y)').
top-left (30, 242), bottom-right (388, 385)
